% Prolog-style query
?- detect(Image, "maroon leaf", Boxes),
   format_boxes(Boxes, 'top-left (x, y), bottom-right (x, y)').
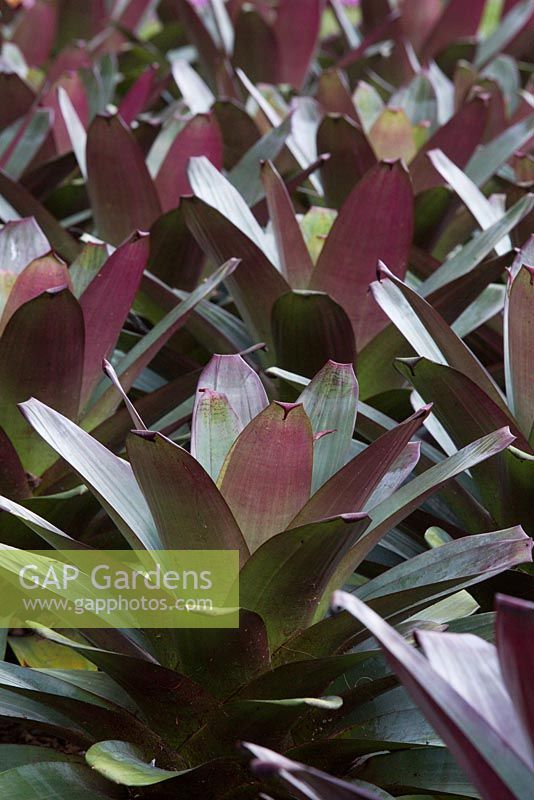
top-left (233, 8), bottom-right (280, 85)
top-left (173, 0), bottom-right (220, 85)
top-left (0, 73), bottom-right (35, 130)
top-left (317, 114), bottom-right (376, 209)
top-left (496, 594), bottom-right (534, 755)
top-left (292, 404), bottom-right (430, 527)
top-left (332, 587), bottom-right (534, 800)
top-left (310, 160), bottom-right (413, 350)
top-left (245, 741), bottom-right (385, 800)
top-left (421, 0), bottom-right (487, 60)
top-left (182, 196), bottom-right (289, 349)
top-left (86, 114), bottom-right (161, 245)
top-left (79, 233), bottom-right (149, 407)
top-left (118, 64), bottom-right (161, 126)
top-left (399, 0), bottom-right (442, 54)
top-left (504, 265), bottom-right (534, 443)
top-left (316, 69), bottom-right (358, 120)
top-left (41, 72), bottom-right (89, 157)
top-left (218, 402), bottom-right (314, 552)
top-left (11, 0), bottom-right (58, 66)
top-left (0, 289), bottom-right (84, 473)
top-left (149, 206), bottom-right (204, 292)
top-left (410, 95), bottom-right (489, 194)
top-left (155, 114), bottom-right (223, 213)
top-left (0, 252), bottom-right (71, 335)
top-left (273, 0), bottom-right (324, 89)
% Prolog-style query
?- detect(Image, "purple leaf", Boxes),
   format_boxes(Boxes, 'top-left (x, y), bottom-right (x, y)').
top-left (79, 233), bottom-right (149, 407)
top-left (192, 353), bottom-right (268, 435)
top-left (0, 290), bottom-right (84, 474)
top-left (310, 160), bottom-right (413, 350)
top-left (182, 196), bottom-right (289, 349)
top-left (218, 402), bottom-right (314, 552)
top-left (292, 405), bottom-right (430, 527)
top-left (410, 95), bottom-right (489, 194)
top-left (0, 252), bottom-right (70, 335)
top-left (155, 113), bottom-right (223, 213)
top-left (504, 265), bottom-right (534, 443)
top-left (420, 0), bottom-right (486, 60)
top-left (496, 594), bottom-right (534, 756)
top-left (86, 114), bottom-right (161, 245)
top-left (273, 0), bottom-right (324, 89)
top-left (332, 588), bottom-right (534, 800)
top-left (118, 64), bottom-right (161, 126)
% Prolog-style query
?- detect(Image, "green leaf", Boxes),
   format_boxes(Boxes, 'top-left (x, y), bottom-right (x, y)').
top-left (465, 113), bottom-right (534, 188)
top-left (356, 747), bottom-right (478, 797)
top-left (228, 116), bottom-right (292, 207)
top-left (368, 109), bottom-right (417, 163)
top-left (395, 358), bottom-right (532, 527)
top-left (28, 624), bottom-right (216, 748)
top-left (428, 149), bottom-right (510, 255)
top-left (86, 740), bottom-right (179, 786)
top-left (272, 291), bottom-right (355, 378)
top-left (240, 514), bottom-right (370, 647)
top-left (126, 431), bottom-right (249, 561)
top-left (298, 361), bottom-right (358, 491)
top-left (86, 113), bottom-right (161, 246)
top-left (0, 763), bottom-right (123, 799)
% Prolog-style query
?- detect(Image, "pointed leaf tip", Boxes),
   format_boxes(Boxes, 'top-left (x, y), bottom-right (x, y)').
top-left (274, 401), bottom-right (305, 420)
top-left (131, 429), bottom-right (158, 441)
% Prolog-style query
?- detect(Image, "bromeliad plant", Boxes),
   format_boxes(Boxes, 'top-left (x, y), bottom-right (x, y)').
top-left (0, 355), bottom-right (530, 797)
top-left (243, 591), bottom-right (534, 800)
top-left (332, 591), bottom-right (534, 800)
top-left (0, 220), bottom-right (236, 498)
